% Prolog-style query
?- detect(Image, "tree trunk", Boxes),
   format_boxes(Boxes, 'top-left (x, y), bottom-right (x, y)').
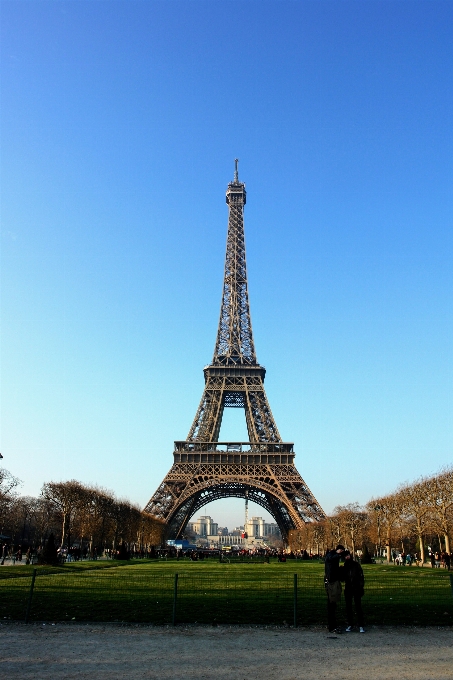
top-left (444, 533), bottom-right (450, 554)
top-left (386, 526), bottom-right (391, 563)
top-left (417, 520), bottom-right (425, 563)
top-left (61, 512), bottom-right (68, 548)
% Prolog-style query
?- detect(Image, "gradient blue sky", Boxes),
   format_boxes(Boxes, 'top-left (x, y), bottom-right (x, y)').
top-left (1, 1), bottom-right (452, 529)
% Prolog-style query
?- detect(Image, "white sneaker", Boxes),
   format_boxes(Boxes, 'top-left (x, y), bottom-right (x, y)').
top-left (345, 626), bottom-right (352, 632)
top-left (359, 627), bottom-right (365, 633)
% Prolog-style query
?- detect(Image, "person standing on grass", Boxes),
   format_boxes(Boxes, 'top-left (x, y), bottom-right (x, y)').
top-left (342, 550), bottom-right (365, 633)
top-left (324, 544), bottom-right (345, 633)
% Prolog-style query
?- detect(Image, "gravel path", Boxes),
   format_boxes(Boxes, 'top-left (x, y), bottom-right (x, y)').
top-left (1, 623), bottom-right (452, 679)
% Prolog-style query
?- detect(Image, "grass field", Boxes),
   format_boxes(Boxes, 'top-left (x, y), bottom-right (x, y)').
top-left (0, 559), bottom-right (451, 626)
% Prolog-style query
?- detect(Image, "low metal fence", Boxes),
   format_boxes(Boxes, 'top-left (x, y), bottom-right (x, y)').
top-left (0, 564), bottom-right (451, 626)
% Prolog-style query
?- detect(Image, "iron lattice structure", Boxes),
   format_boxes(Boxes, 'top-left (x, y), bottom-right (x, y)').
top-left (145, 162), bottom-right (325, 540)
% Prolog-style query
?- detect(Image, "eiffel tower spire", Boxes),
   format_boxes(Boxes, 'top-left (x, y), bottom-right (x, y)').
top-left (213, 159), bottom-right (256, 366)
top-left (144, 164), bottom-right (325, 541)
top-left (186, 160), bottom-right (280, 444)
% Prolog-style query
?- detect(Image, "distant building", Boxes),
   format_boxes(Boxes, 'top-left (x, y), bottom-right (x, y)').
top-left (187, 516), bottom-right (218, 538)
top-left (188, 514), bottom-right (280, 544)
top-left (207, 534), bottom-right (246, 547)
top-left (246, 517), bottom-right (281, 539)
top-left (231, 526), bottom-right (244, 536)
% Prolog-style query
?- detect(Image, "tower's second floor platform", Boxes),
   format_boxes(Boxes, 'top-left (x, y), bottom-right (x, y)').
top-left (173, 441), bottom-right (294, 465)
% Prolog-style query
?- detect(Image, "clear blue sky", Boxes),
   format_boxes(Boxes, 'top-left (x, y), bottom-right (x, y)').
top-left (1, 1), bottom-right (452, 529)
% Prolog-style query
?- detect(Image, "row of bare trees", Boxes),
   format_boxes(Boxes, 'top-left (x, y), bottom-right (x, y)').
top-left (3, 464), bottom-right (452, 559)
top-left (0, 471), bottom-right (165, 554)
top-left (289, 467), bottom-right (453, 562)
top-left (368, 467), bottom-right (453, 562)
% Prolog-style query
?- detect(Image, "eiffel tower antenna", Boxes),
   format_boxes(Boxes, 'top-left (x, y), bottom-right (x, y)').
top-left (145, 164), bottom-right (325, 541)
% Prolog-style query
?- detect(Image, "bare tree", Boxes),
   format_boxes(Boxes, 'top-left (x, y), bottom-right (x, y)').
top-left (74, 486), bottom-right (114, 556)
top-left (367, 494), bottom-right (403, 563)
top-left (288, 526), bottom-right (306, 553)
top-left (41, 480), bottom-right (88, 548)
top-left (311, 522), bottom-right (326, 556)
top-left (107, 498), bottom-right (142, 551)
top-left (327, 513), bottom-right (344, 550)
top-left (0, 467), bottom-right (22, 531)
top-left (333, 503), bottom-right (367, 558)
top-left (396, 478), bottom-right (431, 563)
top-left (5, 496), bottom-right (37, 546)
top-left (33, 497), bottom-right (57, 546)
top-left (142, 512), bottom-right (166, 550)
top-left (424, 467), bottom-right (453, 554)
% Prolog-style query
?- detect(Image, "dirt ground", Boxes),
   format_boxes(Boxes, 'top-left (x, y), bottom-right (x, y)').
top-left (1, 623), bottom-right (452, 680)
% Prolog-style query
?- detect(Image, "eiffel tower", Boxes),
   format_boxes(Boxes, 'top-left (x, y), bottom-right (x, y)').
top-left (145, 161), bottom-right (325, 540)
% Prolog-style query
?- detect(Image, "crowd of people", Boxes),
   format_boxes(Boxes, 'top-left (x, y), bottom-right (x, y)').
top-left (390, 549), bottom-right (452, 569)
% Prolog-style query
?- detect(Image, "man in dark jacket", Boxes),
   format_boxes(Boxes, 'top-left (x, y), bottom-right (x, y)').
top-left (324, 544), bottom-right (345, 632)
top-left (342, 550), bottom-right (365, 632)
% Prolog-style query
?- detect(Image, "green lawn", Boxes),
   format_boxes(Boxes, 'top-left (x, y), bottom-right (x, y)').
top-left (0, 559), bottom-right (451, 626)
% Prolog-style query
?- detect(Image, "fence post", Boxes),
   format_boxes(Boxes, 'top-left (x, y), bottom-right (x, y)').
top-left (293, 573), bottom-right (298, 627)
top-left (172, 573), bottom-right (179, 626)
top-left (25, 569), bottom-right (37, 624)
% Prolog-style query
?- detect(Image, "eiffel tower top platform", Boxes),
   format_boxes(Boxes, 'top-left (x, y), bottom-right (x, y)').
top-left (145, 161), bottom-right (325, 540)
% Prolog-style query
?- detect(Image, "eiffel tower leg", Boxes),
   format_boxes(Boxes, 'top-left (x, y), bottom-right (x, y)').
top-left (244, 386), bottom-right (281, 442)
top-left (173, 493), bottom-right (200, 540)
top-left (187, 379), bottom-right (224, 442)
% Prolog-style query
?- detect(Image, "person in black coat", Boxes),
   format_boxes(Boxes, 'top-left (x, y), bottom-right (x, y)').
top-left (342, 550), bottom-right (365, 632)
top-left (324, 544), bottom-right (345, 632)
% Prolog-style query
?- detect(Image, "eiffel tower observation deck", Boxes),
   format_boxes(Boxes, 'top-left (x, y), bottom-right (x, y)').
top-left (145, 161), bottom-right (325, 540)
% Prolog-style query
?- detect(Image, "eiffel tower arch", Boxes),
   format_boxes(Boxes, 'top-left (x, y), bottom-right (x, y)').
top-left (145, 161), bottom-right (325, 541)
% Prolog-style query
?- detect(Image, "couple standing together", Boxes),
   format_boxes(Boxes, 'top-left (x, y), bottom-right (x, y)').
top-left (324, 544), bottom-right (365, 633)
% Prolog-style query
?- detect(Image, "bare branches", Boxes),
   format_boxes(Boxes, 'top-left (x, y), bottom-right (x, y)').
top-left (38, 481), bottom-right (165, 554)
top-left (0, 479), bottom-right (165, 555)
top-left (365, 467), bottom-right (453, 561)
top-left (0, 467), bottom-right (22, 529)
top-left (41, 480), bottom-right (88, 548)
top-left (418, 468), bottom-right (453, 554)
top-left (331, 503), bottom-right (367, 558)
top-left (2, 462), bottom-right (451, 562)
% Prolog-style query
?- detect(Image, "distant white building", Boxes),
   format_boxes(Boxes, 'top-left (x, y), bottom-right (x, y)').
top-left (207, 534), bottom-right (246, 547)
top-left (246, 517), bottom-right (281, 539)
top-left (188, 514), bottom-right (280, 544)
top-left (187, 516), bottom-right (218, 538)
